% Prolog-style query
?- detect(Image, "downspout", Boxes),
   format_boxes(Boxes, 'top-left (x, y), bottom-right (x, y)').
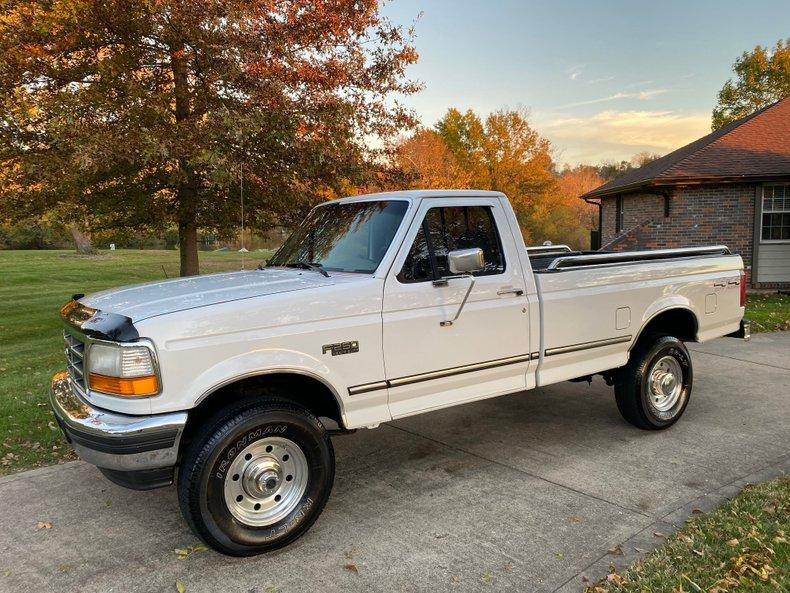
top-left (583, 196), bottom-right (602, 250)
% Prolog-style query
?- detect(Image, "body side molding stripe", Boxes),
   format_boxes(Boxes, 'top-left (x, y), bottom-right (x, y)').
top-left (544, 335), bottom-right (632, 357)
top-left (347, 381), bottom-right (389, 396)
top-left (347, 353), bottom-right (534, 396)
top-left (347, 335), bottom-right (630, 396)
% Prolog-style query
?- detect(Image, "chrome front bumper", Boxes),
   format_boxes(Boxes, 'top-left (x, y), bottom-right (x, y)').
top-left (50, 371), bottom-right (188, 489)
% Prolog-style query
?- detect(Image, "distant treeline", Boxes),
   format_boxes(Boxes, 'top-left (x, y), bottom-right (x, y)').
top-left (0, 222), bottom-right (287, 252)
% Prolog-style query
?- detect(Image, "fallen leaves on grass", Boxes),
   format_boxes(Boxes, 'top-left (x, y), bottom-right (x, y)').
top-left (36, 521), bottom-right (52, 530)
top-left (584, 476), bottom-right (789, 592)
top-left (343, 562), bottom-right (359, 575)
top-left (1, 453), bottom-right (20, 466)
top-left (175, 579), bottom-right (186, 593)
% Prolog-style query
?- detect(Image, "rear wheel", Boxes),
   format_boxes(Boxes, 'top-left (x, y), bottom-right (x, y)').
top-left (615, 335), bottom-right (693, 430)
top-left (177, 398), bottom-right (334, 556)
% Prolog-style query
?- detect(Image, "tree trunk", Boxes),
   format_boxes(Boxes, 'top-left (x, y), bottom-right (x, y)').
top-left (170, 39), bottom-right (200, 277)
top-left (178, 216), bottom-right (199, 276)
top-left (69, 225), bottom-right (93, 254)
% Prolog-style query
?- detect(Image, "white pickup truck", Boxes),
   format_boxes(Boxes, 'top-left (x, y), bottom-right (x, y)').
top-left (51, 189), bottom-right (748, 555)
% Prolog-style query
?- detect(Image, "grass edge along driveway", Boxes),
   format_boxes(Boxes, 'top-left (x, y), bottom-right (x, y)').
top-left (585, 475), bottom-right (789, 593)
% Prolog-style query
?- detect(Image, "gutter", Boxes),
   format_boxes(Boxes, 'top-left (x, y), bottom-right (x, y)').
top-left (582, 173), bottom-right (790, 200)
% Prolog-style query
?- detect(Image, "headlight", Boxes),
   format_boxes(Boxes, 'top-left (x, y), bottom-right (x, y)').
top-left (87, 343), bottom-right (160, 397)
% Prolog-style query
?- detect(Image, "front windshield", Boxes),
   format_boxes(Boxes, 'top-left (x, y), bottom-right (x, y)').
top-left (268, 200), bottom-right (409, 274)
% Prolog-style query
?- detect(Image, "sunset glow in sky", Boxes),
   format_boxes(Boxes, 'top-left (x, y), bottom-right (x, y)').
top-left (382, 0), bottom-right (790, 166)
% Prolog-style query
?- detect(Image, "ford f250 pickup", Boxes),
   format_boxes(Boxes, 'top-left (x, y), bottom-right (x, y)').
top-left (50, 189), bottom-right (749, 556)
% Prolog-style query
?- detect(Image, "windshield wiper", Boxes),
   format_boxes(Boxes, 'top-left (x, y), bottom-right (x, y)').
top-left (282, 261), bottom-right (330, 277)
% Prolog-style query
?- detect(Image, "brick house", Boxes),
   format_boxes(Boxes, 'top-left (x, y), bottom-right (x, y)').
top-left (582, 97), bottom-right (790, 288)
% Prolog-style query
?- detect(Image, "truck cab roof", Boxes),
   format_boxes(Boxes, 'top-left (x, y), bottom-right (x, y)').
top-left (329, 189), bottom-right (506, 204)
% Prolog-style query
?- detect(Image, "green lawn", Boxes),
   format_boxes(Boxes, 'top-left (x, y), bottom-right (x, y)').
top-left (0, 249), bottom-right (271, 475)
top-left (586, 476), bottom-right (789, 592)
top-left (746, 292), bottom-right (790, 333)
top-left (0, 250), bottom-right (788, 475)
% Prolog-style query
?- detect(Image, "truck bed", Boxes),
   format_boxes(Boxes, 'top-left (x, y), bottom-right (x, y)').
top-left (529, 244), bottom-right (744, 386)
top-left (527, 245), bottom-right (732, 272)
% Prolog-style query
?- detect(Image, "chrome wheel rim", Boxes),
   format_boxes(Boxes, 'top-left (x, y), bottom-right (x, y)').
top-left (648, 355), bottom-right (683, 412)
top-left (223, 437), bottom-right (308, 527)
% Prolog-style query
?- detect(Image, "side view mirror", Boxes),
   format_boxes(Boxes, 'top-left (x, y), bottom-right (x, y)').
top-left (447, 248), bottom-right (485, 275)
top-left (437, 248), bottom-right (485, 328)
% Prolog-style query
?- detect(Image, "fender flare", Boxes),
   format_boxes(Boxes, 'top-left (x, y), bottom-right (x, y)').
top-left (630, 299), bottom-right (700, 350)
top-left (190, 350), bottom-right (348, 425)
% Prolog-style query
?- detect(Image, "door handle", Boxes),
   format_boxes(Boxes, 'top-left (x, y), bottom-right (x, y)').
top-left (713, 281), bottom-right (726, 288)
top-left (497, 288), bottom-right (524, 296)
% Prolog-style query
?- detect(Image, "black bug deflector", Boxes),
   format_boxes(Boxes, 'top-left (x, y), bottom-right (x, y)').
top-left (60, 299), bottom-right (139, 342)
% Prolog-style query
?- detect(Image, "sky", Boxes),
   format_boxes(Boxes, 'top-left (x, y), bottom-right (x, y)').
top-left (380, 0), bottom-right (790, 167)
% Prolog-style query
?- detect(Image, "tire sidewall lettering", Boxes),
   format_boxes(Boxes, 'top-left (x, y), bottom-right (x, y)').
top-left (214, 424), bottom-right (288, 480)
top-left (249, 497), bottom-right (314, 543)
top-left (200, 412), bottom-right (331, 550)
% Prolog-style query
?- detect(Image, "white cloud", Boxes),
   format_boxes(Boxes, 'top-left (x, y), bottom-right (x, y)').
top-left (586, 75), bottom-right (615, 85)
top-left (561, 88), bottom-right (667, 108)
top-left (539, 109), bottom-right (711, 166)
top-left (566, 64), bottom-right (585, 81)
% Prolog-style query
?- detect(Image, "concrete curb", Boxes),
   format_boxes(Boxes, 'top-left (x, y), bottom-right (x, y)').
top-left (0, 460), bottom-right (83, 486)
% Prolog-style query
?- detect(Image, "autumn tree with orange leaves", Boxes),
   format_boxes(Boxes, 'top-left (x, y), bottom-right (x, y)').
top-left (0, 0), bottom-right (418, 275)
top-left (393, 107), bottom-right (598, 248)
top-left (394, 129), bottom-right (471, 189)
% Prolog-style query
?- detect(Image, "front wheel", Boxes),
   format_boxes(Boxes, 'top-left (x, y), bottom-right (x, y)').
top-left (615, 335), bottom-right (693, 430)
top-left (177, 399), bottom-right (335, 556)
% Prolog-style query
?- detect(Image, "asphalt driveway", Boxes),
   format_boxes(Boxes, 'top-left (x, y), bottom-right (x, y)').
top-left (1, 332), bottom-right (788, 593)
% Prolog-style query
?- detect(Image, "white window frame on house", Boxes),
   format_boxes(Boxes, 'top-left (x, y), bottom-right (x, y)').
top-left (615, 195), bottom-right (624, 233)
top-left (760, 184), bottom-right (790, 244)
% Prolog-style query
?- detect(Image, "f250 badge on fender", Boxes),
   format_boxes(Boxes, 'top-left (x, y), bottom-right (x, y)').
top-left (322, 341), bottom-right (359, 356)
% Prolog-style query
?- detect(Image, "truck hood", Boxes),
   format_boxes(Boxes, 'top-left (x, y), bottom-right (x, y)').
top-left (80, 268), bottom-right (338, 322)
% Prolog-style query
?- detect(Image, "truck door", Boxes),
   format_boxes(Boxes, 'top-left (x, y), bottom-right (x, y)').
top-left (382, 197), bottom-right (531, 419)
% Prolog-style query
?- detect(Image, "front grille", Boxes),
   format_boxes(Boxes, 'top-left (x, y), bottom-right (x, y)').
top-left (63, 330), bottom-right (87, 394)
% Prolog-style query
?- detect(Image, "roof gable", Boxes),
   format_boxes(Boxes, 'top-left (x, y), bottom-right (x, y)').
top-left (583, 97), bottom-right (790, 199)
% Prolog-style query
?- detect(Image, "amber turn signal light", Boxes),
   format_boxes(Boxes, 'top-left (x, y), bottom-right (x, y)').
top-left (88, 373), bottom-right (159, 397)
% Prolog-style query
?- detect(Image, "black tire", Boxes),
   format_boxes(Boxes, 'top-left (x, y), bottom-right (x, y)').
top-left (177, 397), bottom-right (335, 556)
top-left (614, 334), bottom-right (693, 430)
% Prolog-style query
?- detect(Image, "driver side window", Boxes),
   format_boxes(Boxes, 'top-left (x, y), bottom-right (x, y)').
top-left (397, 205), bottom-right (505, 283)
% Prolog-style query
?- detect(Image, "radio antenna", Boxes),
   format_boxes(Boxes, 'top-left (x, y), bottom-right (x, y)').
top-left (240, 162), bottom-right (245, 270)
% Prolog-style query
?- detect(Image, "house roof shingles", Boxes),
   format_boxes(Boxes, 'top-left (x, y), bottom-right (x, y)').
top-left (582, 96), bottom-right (790, 199)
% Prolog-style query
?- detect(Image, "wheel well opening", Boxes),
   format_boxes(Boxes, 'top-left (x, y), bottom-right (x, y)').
top-left (635, 308), bottom-right (698, 346)
top-left (182, 373), bottom-right (345, 446)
